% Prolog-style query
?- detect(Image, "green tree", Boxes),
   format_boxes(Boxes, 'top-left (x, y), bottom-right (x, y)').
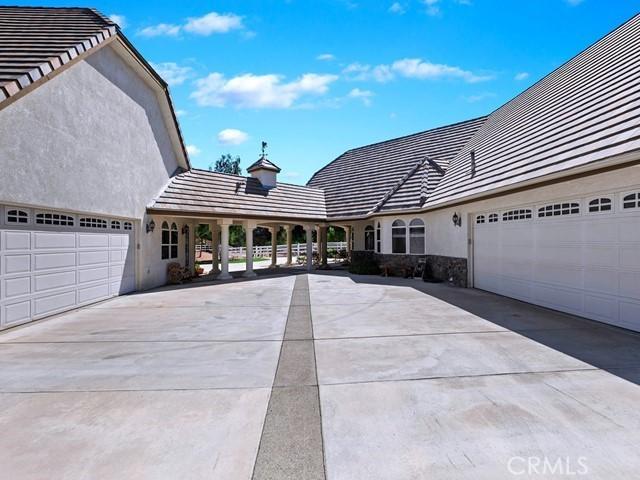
top-left (210, 154), bottom-right (242, 175)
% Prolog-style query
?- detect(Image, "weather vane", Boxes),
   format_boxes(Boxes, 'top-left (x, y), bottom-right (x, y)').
top-left (261, 141), bottom-right (268, 157)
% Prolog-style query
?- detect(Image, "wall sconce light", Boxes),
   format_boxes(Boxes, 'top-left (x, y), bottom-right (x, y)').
top-left (452, 212), bottom-right (462, 227)
top-left (146, 219), bottom-right (155, 233)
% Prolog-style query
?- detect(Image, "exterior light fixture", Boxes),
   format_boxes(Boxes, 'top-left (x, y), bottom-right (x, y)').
top-left (182, 225), bottom-right (189, 235)
top-left (146, 219), bottom-right (155, 233)
top-left (452, 212), bottom-right (462, 227)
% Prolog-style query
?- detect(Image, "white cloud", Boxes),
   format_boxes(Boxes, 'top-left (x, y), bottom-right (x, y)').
top-left (514, 72), bottom-right (530, 81)
top-left (186, 145), bottom-right (201, 156)
top-left (191, 72), bottom-right (339, 109)
top-left (316, 53), bottom-right (336, 61)
top-left (139, 11), bottom-right (244, 38)
top-left (139, 23), bottom-right (181, 37)
top-left (151, 62), bottom-right (194, 86)
top-left (422, 0), bottom-right (440, 16)
top-left (348, 88), bottom-right (374, 106)
top-left (344, 58), bottom-right (491, 84)
top-left (184, 12), bottom-right (244, 35)
top-left (217, 129), bottom-right (249, 145)
top-left (108, 14), bottom-right (127, 28)
top-left (388, 2), bottom-right (406, 14)
top-left (391, 58), bottom-right (493, 83)
top-left (342, 63), bottom-right (393, 83)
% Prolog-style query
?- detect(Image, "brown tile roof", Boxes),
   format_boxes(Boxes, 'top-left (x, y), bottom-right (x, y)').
top-left (0, 6), bottom-right (118, 104)
top-left (426, 13), bottom-right (640, 209)
top-left (247, 156), bottom-right (281, 173)
top-left (306, 117), bottom-right (487, 218)
top-left (149, 169), bottom-right (327, 221)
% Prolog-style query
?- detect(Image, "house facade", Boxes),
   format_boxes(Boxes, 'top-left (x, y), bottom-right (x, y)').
top-left (0, 7), bottom-right (638, 334)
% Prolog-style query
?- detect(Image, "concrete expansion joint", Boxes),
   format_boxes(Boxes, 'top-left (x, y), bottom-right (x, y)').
top-left (251, 274), bottom-right (326, 480)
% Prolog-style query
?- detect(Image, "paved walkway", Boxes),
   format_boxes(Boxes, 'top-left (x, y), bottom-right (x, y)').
top-left (1, 271), bottom-right (640, 478)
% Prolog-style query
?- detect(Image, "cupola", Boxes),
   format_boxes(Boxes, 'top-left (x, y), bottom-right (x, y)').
top-left (247, 141), bottom-right (281, 188)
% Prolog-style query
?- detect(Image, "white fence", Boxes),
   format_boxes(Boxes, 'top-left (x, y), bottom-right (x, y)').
top-left (196, 242), bottom-right (347, 259)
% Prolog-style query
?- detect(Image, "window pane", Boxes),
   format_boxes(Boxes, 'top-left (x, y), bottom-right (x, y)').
top-left (170, 245), bottom-right (178, 259)
top-left (161, 246), bottom-right (169, 259)
top-left (410, 235), bottom-right (425, 254)
top-left (171, 230), bottom-right (179, 244)
top-left (392, 236), bottom-right (406, 254)
top-left (365, 231), bottom-right (375, 251)
top-left (162, 230), bottom-right (170, 244)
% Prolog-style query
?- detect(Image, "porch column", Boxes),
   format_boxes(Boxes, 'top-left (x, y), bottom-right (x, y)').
top-left (345, 225), bottom-right (352, 256)
top-left (320, 225), bottom-right (328, 267)
top-left (315, 226), bottom-right (321, 257)
top-left (244, 220), bottom-right (257, 278)
top-left (189, 221), bottom-right (197, 274)
top-left (304, 225), bottom-right (314, 271)
top-left (217, 220), bottom-right (232, 280)
top-left (284, 225), bottom-right (293, 266)
top-left (270, 226), bottom-right (278, 268)
top-left (210, 222), bottom-right (220, 274)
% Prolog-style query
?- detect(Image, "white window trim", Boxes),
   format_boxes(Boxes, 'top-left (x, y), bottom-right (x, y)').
top-left (621, 190), bottom-right (640, 211)
top-left (536, 201), bottom-right (581, 218)
top-left (35, 211), bottom-right (75, 227)
top-left (391, 220), bottom-right (407, 255)
top-left (5, 207), bottom-right (30, 225)
top-left (586, 197), bottom-right (614, 215)
top-left (408, 218), bottom-right (426, 255)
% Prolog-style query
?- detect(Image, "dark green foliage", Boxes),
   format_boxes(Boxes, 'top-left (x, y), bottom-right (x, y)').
top-left (210, 154), bottom-right (242, 175)
top-left (348, 251), bottom-right (380, 275)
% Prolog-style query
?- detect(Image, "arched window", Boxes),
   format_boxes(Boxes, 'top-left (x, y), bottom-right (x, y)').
top-left (488, 213), bottom-right (498, 223)
top-left (623, 192), bottom-right (640, 210)
top-left (123, 221), bottom-right (133, 230)
top-left (364, 225), bottom-right (375, 251)
top-left (409, 219), bottom-right (425, 254)
top-left (170, 222), bottom-right (179, 259)
top-left (161, 221), bottom-right (170, 259)
top-left (111, 220), bottom-right (121, 229)
top-left (391, 220), bottom-right (406, 254)
top-left (476, 215), bottom-right (486, 224)
top-left (375, 222), bottom-right (381, 253)
top-left (588, 197), bottom-right (612, 213)
top-left (6, 209), bottom-right (28, 224)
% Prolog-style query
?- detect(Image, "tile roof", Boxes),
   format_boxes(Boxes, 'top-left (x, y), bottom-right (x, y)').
top-left (427, 13), bottom-right (640, 208)
top-left (306, 117), bottom-right (486, 218)
top-left (247, 156), bottom-right (281, 173)
top-left (0, 6), bottom-right (118, 104)
top-left (149, 169), bottom-right (327, 221)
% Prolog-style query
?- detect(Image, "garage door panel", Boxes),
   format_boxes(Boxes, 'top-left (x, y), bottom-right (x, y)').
top-left (584, 245), bottom-right (619, 268)
top-left (4, 300), bottom-right (31, 325)
top-left (78, 283), bottom-right (110, 304)
top-left (34, 252), bottom-right (76, 271)
top-left (34, 290), bottom-right (77, 317)
top-left (78, 250), bottom-right (109, 266)
top-left (4, 231), bottom-right (31, 250)
top-left (34, 270), bottom-right (76, 292)
top-left (475, 201), bottom-right (640, 332)
top-left (534, 264), bottom-right (583, 288)
top-left (0, 213), bottom-right (136, 329)
top-left (584, 268), bottom-right (620, 296)
top-left (620, 246), bottom-right (640, 269)
top-left (583, 294), bottom-right (618, 323)
top-left (34, 232), bottom-right (75, 249)
top-left (78, 266), bottom-right (109, 284)
top-left (4, 276), bottom-right (31, 298)
top-left (4, 255), bottom-right (30, 274)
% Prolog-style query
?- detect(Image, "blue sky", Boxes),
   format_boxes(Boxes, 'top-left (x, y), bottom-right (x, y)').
top-left (19, 1), bottom-right (640, 183)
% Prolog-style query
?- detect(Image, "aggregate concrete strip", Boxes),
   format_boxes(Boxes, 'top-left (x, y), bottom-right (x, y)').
top-left (252, 275), bottom-right (326, 480)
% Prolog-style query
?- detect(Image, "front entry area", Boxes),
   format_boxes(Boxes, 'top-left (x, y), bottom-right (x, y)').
top-left (473, 188), bottom-right (640, 332)
top-left (0, 206), bottom-right (136, 329)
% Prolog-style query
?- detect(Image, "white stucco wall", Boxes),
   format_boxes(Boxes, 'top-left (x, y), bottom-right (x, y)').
top-left (0, 45), bottom-right (180, 220)
top-left (0, 44), bottom-right (187, 291)
top-left (352, 164), bottom-right (640, 264)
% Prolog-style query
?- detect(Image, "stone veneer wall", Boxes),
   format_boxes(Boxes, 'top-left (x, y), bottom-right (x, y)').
top-left (358, 252), bottom-right (468, 287)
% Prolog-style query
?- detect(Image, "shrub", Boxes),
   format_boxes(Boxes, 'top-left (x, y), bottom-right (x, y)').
top-left (348, 251), bottom-right (380, 275)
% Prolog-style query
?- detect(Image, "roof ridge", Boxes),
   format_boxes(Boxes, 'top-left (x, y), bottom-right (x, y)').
top-left (189, 168), bottom-right (324, 191)
top-left (368, 157), bottom-right (426, 214)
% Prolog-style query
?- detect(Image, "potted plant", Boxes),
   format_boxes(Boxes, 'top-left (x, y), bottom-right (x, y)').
top-left (194, 261), bottom-right (204, 276)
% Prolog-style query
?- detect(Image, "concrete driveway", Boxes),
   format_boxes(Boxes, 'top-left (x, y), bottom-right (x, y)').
top-left (1, 271), bottom-right (640, 479)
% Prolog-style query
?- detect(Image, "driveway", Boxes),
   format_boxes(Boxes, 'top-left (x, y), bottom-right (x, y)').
top-left (1, 271), bottom-right (640, 479)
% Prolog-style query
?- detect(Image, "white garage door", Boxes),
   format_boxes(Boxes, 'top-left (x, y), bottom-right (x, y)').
top-left (473, 188), bottom-right (640, 332)
top-left (0, 206), bottom-right (136, 329)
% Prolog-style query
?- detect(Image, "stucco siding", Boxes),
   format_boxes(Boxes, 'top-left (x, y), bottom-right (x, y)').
top-left (0, 44), bottom-right (180, 220)
top-left (422, 163), bottom-right (640, 262)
